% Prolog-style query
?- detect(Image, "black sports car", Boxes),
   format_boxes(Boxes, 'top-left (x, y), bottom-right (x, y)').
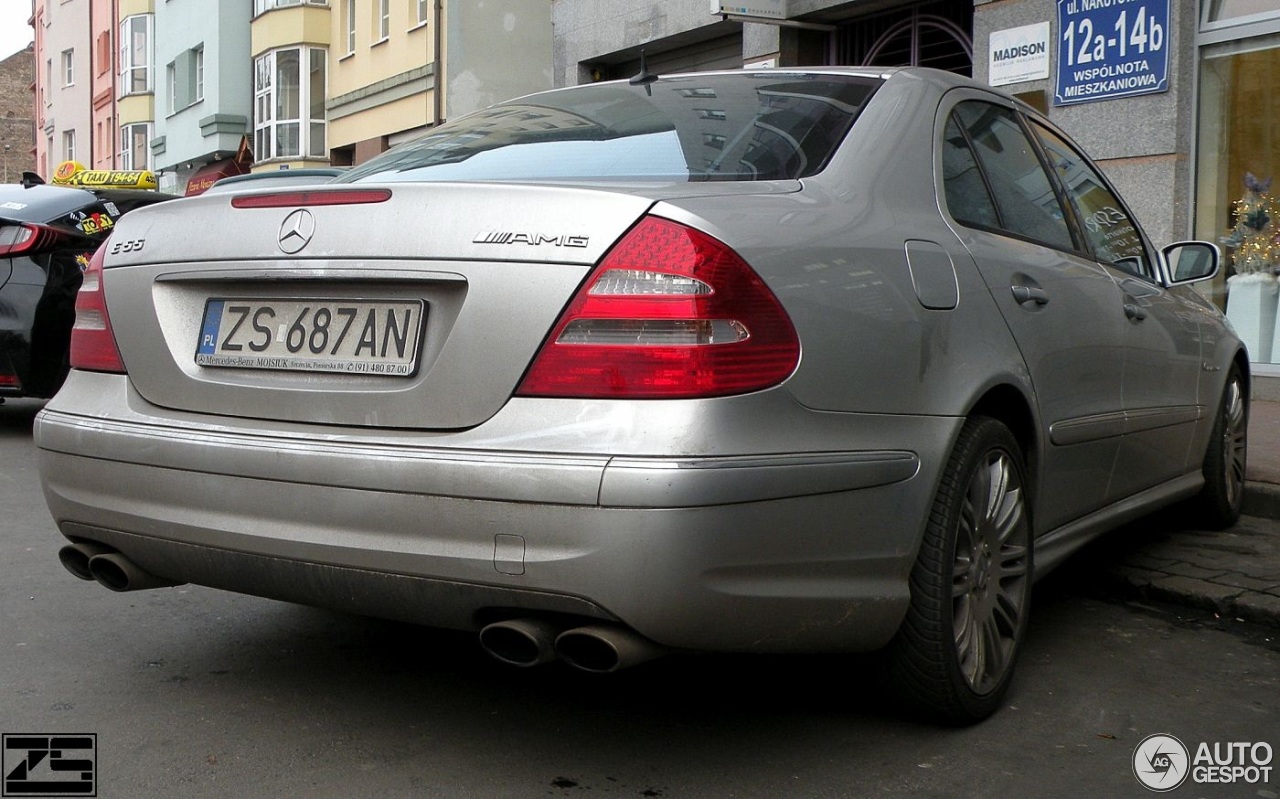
top-left (0, 174), bottom-right (175, 400)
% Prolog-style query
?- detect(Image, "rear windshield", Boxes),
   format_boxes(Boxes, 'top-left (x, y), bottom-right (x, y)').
top-left (337, 73), bottom-right (881, 184)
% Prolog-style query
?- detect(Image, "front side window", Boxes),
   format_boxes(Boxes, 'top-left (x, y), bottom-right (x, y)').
top-left (947, 101), bottom-right (1075, 251)
top-left (254, 47), bottom-right (327, 160)
top-left (119, 14), bottom-right (153, 96)
top-left (339, 75), bottom-right (880, 184)
top-left (1032, 122), bottom-right (1152, 277)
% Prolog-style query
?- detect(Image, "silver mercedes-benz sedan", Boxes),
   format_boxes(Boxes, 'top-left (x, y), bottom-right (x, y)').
top-left (35, 67), bottom-right (1247, 724)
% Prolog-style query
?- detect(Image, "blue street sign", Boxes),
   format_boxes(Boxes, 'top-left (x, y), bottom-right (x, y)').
top-left (1055, 0), bottom-right (1170, 106)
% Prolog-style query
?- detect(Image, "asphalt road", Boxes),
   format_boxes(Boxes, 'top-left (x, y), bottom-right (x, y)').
top-left (3, 398), bottom-right (1278, 799)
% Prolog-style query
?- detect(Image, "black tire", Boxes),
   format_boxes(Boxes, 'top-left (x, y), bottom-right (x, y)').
top-left (885, 416), bottom-right (1033, 725)
top-left (1191, 364), bottom-right (1248, 529)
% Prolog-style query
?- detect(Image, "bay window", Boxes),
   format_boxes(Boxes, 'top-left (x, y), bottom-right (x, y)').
top-left (254, 46), bottom-right (327, 161)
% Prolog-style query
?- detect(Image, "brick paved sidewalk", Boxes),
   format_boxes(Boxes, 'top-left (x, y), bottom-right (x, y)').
top-left (1093, 398), bottom-right (1280, 629)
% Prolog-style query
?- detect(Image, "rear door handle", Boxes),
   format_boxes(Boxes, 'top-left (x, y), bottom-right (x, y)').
top-left (1011, 285), bottom-right (1049, 306)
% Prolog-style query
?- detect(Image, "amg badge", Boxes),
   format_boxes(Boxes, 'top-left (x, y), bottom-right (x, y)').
top-left (473, 231), bottom-right (590, 247)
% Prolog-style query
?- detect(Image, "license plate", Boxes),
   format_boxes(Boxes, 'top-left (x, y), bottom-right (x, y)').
top-left (196, 298), bottom-right (425, 376)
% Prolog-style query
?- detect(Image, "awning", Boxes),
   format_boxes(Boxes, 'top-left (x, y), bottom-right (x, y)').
top-left (185, 160), bottom-right (248, 196)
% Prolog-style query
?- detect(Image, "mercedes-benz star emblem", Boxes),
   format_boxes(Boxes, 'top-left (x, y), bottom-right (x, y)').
top-left (278, 209), bottom-right (316, 254)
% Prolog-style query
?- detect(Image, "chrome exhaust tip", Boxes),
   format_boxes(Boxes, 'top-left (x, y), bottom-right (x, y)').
top-left (555, 624), bottom-right (665, 674)
top-left (479, 618), bottom-right (562, 667)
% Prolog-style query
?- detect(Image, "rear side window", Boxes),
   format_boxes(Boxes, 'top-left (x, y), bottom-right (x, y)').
top-left (338, 74), bottom-right (881, 184)
top-left (942, 117), bottom-right (999, 229)
top-left (1030, 122), bottom-right (1153, 278)
top-left (945, 101), bottom-right (1076, 252)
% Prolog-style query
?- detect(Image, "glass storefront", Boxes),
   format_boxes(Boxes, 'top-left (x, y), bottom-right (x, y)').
top-left (1195, 3), bottom-right (1280, 366)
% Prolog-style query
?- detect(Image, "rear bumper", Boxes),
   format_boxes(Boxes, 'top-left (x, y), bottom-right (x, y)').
top-left (36, 372), bottom-right (959, 653)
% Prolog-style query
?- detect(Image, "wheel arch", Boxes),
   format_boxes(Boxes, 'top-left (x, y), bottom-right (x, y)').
top-left (965, 382), bottom-right (1041, 523)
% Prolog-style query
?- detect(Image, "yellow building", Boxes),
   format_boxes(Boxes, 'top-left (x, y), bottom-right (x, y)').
top-left (252, 1), bottom-right (551, 170)
top-left (117, 0), bottom-right (155, 169)
top-left (327, 0), bottom-right (440, 165)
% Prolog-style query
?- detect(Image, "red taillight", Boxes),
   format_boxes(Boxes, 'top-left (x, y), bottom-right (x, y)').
top-left (70, 245), bottom-right (127, 373)
top-left (516, 216), bottom-right (799, 399)
top-left (0, 222), bottom-right (69, 256)
top-left (230, 189), bottom-right (391, 208)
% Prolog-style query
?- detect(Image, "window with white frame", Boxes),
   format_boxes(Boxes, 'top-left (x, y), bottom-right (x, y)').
top-left (168, 46), bottom-right (205, 113)
top-left (62, 130), bottom-right (76, 162)
top-left (62, 49), bottom-right (73, 85)
top-left (379, 0), bottom-right (390, 41)
top-left (418, 0), bottom-right (429, 26)
top-left (167, 63), bottom-right (176, 114)
top-left (345, 0), bottom-right (356, 53)
top-left (254, 46), bottom-right (327, 160)
top-left (120, 123), bottom-right (151, 171)
top-left (119, 14), bottom-right (153, 96)
top-left (195, 46), bottom-right (204, 101)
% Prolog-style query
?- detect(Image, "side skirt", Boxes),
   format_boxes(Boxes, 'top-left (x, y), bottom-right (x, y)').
top-left (1032, 473), bottom-right (1204, 579)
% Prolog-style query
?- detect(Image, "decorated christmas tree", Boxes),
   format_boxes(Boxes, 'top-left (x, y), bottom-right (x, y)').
top-left (1221, 172), bottom-right (1280, 277)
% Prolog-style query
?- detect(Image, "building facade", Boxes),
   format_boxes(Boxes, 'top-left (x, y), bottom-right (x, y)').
top-left (0, 44), bottom-right (36, 182)
top-left (34, 0), bottom-right (94, 177)
top-left (26, 1), bottom-right (1280, 373)
top-left (551, 0), bottom-right (1280, 374)
top-left (30, 1), bottom-right (554, 184)
top-left (156, 0), bottom-right (253, 194)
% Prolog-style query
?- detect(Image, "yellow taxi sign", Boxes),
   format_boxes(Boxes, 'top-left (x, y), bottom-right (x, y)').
top-left (50, 160), bottom-right (158, 190)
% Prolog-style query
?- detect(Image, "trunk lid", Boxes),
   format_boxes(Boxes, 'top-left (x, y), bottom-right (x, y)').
top-left (99, 182), bottom-right (664, 429)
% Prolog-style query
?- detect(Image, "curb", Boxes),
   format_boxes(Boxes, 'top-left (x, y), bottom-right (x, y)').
top-left (1093, 481), bottom-right (1280, 631)
top-left (1243, 480), bottom-right (1280, 523)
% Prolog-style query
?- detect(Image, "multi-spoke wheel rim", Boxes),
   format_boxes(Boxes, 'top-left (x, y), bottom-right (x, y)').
top-left (1220, 377), bottom-right (1247, 509)
top-left (951, 449), bottom-right (1030, 695)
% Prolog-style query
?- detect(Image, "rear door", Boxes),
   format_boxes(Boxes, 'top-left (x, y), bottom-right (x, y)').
top-left (939, 95), bottom-right (1129, 532)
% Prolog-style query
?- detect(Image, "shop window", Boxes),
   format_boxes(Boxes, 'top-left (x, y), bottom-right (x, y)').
top-left (1205, 0), bottom-right (1280, 25)
top-left (1196, 36), bottom-right (1280, 363)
